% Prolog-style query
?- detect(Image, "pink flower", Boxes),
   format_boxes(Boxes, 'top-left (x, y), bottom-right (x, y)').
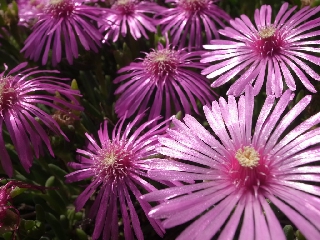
top-left (16, 0), bottom-right (47, 26)
top-left (65, 114), bottom-right (168, 240)
top-left (0, 62), bottom-right (82, 177)
top-left (21, 0), bottom-right (102, 66)
top-left (114, 44), bottom-right (215, 121)
top-left (142, 87), bottom-right (320, 240)
top-left (201, 3), bottom-right (320, 97)
top-left (157, 0), bottom-right (230, 51)
top-left (100, 0), bottom-right (164, 42)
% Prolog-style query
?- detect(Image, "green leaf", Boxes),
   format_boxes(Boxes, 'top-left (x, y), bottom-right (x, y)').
top-left (0, 0), bottom-right (8, 10)
top-left (60, 215), bottom-right (68, 227)
top-left (35, 204), bottom-right (46, 222)
top-left (10, 186), bottom-right (26, 198)
top-left (45, 213), bottom-right (67, 240)
top-left (296, 230), bottom-right (306, 240)
top-left (71, 79), bottom-right (79, 90)
top-left (48, 164), bottom-right (68, 180)
top-left (38, 193), bottom-right (65, 214)
top-left (75, 228), bottom-right (88, 240)
top-left (1, 232), bottom-right (13, 240)
top-left (19, 220), bottom-right (45, 238)
top-left (45, 176), bottom-right (56, 187)
top-left (283, 225), bottom-right (294, 240)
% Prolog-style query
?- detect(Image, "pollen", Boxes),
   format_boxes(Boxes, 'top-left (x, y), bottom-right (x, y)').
top-left (49, 0), bottom-right (64, 4)
top-left (0, 77), bottom-right (18, 111)
top-left (94, 143), bottom-right (133, 182)
top-left (103, 151), bottom-right (118, 166)
top-left (46, 0), bottom-right (75, 18)
top-left (254, 25), bottom-right (284, 57)
top-left (258, 26), bottom-right (276, 39)
top-left (178, 0), bottom-right (207, 12)
top-left (235, 146), bottom-right (260, 168)
top-left (112, 0), bottom-right (136, 14)
top-left (143, 49), bottom-right (180, 81)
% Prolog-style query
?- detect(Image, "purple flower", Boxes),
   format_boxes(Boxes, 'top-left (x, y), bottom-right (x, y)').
top-left (21, 0), bottom-right (102, 66)
top-left (157, 0), bottom-right (230, 51)
top-left (142, 87), bottom-right (320, 240)
top-left (201, 3), bottom-right (320, 97)
top-left (16, 0), bottom-right (47, 26)
top-left (100, 0), bottom-right (164, 42)
top-left (114, 44), bottom-right (215, 121)
top-left (65, 114), bottom-right (167, 240)
top-left (0, 62), bottom-right (82, 177)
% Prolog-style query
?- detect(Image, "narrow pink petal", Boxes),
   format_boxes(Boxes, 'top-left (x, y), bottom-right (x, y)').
top-left (268, 194), bottom-right (320, 240)
top-left (217, 203), bottom-right (245, 240)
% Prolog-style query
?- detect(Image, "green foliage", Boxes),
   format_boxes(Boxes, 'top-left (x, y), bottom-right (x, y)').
top-left (283, 225), bottom-right (295, 240)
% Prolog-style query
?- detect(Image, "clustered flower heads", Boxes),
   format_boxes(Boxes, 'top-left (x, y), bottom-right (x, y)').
top-left (6, 0), bottom-right (320, 239)
top-left (143, 87), bottom-right (320, 240)
top-left (0, 62), bottom-right (82, 177)
top-left (66, 114), bottom-right (169, 239)
top-left (201, 3), bottom-right (320, 97)
top-left (114, 43), bottom-right (215, 121)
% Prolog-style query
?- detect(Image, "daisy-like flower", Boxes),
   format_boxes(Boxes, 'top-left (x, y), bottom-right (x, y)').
top-left (100, 0), bottom-right (165, 42)
top-left (0, 62), bottom-right (82, 177)
top-left (157, 0), bottom-right (230, 51)
top-left (114, 43), bottom-right (215, 121)
top-left (21, 0), bottom-right (102, 66)
top-left (201, 3), bottom-right (320, 97)
top-left (65, 114), bottom-right (167, 240)
top-left (17, 0), bottom-right (47, 26)
top-left (142, 87), bottom-right (320, 240)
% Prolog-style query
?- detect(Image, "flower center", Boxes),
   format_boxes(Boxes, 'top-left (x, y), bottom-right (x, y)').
top-left (178, 0), bottom-right (207, 13)
top-left (94, 142), bottom-right (133, 183)
top-left (254, 26), bottom-right (284, 58)
top-left (112, 0), bottom-right (136, 14)
top-left (0, 77), bottom-right (18, 112)
top-left (30, 0), bottom-right (43, 7)
top-left (229, 145), bottom-right (273, 196)
top-left (46, 0), bottom-right (75, 18)
top-left (143, 49), bottom-right (180, 82)
top-left (235, 146), bottom-right (260, 168)
top-left (258, 26), bottom-right (276, 39)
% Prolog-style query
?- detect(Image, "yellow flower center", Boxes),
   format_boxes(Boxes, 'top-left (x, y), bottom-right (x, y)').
top-left (235, 146), bottom-right (260, 168)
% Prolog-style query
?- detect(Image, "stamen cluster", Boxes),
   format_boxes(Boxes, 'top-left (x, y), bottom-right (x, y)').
top-left (93, 142), bottom-right (133, 183)
top-left (143, 49), bottom-right (180, 82)
top-left (254, 26), bottom-right (284, 57)
top-left (112, 0), bottom-right (136, 14)
top-left (46, 0), bottom-right (75, 18)
top-left (178, 0), bottom-right (208, 13)
top-left (232, 146), bottom-right (270, 193)
top-left (0, 77), bottom-right (18, 112)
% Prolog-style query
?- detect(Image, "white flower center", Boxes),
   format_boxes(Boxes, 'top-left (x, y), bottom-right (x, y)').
top-left (50, 0), bottom-right (64, 4)
top-left (235, 146), bottom-right (260, 168)
top-left (103, 151), bottom-right (118, 166)
top-left (258, 26), bottom-right (276, 39)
